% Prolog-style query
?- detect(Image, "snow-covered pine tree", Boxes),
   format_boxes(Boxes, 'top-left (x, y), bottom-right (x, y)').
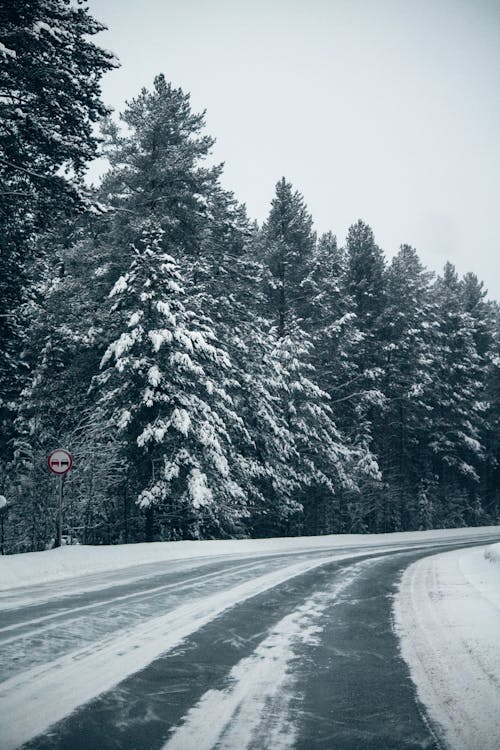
top-left (95, 77), bottom-right (268, 537)
top-left (462, 273), bottom-right (495, 358)
top-left (342, 220), bottom-right (387, 420)
top-left (271, 321), bottom-right (380, 534)
top-left (344, 221), bottom-right (386, 334)
top-left (295, 230), bottom-right (384, 530)
top-left (258, 188), bottom-right (380, 533)
top-left (233, 321), bottom-right (305, 537)
top-left (98, 74), bottom-right (219, 263)
top-left (299, 231), bottom-right (366, 428)
top-left (0, 0), bottom-right (116, 489)
top-left (299, 231), bottom-right (359, 386)
top-left (5, 224), bottom-right (121, 551)
top-left (426, 263), bottom-right (487, 525)
top-left (461, 275), bottom-right (499, 524)
top-left (10, 259), bottom-right (84, 551)
top-left (483, 332), bottom-right (500, 523)
top-left (190, 194), bottom-right (304, 533)
top-left (98, 220), bottom-right (246, 540)
top-left (330, 220), bottom-right (388, 527)
top-left (260, 178), bottom-right (316, 337)
top-left (377, 245), bottom-right (436, 528)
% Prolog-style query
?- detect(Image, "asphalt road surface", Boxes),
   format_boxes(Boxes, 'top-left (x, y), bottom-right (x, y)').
top-left (1, 532), bottom-right (499, 750)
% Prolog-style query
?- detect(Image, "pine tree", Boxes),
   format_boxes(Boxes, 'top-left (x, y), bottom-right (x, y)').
top-left (99, 74), bottom-right (219, 263)
top-left (0, 0), bottom-right (116, 478)
top-left (96, 76), bottom-right (268, 538)
top-left (258, 192), bottom-right (380, 533)
top-left (274, 322), bottom-right (380, 534)
top-left (334, 221), bottom-right (387, 524)
top-left (344, 220), bottom-right (386, 337)
top-left (426, 263), bottom-right (487, 522)
top-left (342, 220), bottom-right (387, 412)
top-left (6, 228), bottom-right (115, 550)
top-left (260, 178), bottom-right (316, 336)
top-left (480, 301), bottom-right (500, 523)
top-left (460, 273), bottom-right (498, 523)
top-left (300, 231), bottom-right (365, 427)
top-left (98, 220), bottom-right (246, 540)
top-left (377, 245), bottom-right (436, 528)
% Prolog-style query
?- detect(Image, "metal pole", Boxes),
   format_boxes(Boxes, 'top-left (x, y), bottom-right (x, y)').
top-left (55, 475), bottom-right (63, 548)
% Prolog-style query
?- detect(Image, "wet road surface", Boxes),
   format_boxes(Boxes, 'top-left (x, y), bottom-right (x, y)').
top-left (1, 534), bottom-right (499, 750)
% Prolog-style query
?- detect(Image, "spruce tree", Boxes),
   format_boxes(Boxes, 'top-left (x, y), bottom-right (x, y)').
top-left (427, 263), bottom-right (487, 524)
top-left (259, 188), bottom-right (380, 533)
top-left (342, 220), bottom-right (387, 411)
top-left (260, 178), bottom-right (316, 336)
top-left (99, 74), bottom-right (219, 263)
top-left (378, 245), bottom-right (435, 528)
top-left (0, 0), bottom-right (116, 480)
top-left (98, 220), bottom-right (246, 540)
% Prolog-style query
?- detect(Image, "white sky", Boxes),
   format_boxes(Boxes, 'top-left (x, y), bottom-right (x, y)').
top-left (86, 0), bottom-right (500, 299)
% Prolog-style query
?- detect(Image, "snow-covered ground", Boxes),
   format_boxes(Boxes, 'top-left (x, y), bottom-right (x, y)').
top-left (394, 542), bottom-right (500, 750)
top-left (2, 525), bottom-right (499, 591)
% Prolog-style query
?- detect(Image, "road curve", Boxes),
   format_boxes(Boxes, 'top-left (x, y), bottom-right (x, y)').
top-left (0, 533), bottom-right (498, 750)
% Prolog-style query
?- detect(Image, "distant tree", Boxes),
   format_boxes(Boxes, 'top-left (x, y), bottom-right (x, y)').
top-left (300, 230), bottom-right (366, 428)
top-left (273, 322), bottom-right (380, 534)
top-left (260, 178), bottom-right (316, 336)
top-left (344, 220), bottom-right (386, 338)
top-left (342, 220), bottom-right (387, 415)
top-left (476, 299), bottom-right (500, 523)
top-left (377, 245), bottom-right (436, 528)
top-left (258, 191), bottom-right (380, 533)
top-left (427, 263), bottom-right (487, 522)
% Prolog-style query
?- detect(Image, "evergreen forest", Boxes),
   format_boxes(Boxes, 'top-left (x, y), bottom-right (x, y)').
top-left (1, 1), bottom-right (499, 553)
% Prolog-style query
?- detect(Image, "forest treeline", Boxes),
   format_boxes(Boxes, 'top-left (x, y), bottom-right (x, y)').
top-left (1, 2), bottom-right (499, 552)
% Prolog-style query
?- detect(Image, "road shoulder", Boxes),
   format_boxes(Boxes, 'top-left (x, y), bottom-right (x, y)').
top-left (393, 544), bottom-right (500, 750)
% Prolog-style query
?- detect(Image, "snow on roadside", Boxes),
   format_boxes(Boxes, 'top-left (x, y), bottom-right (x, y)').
top-left (2, 526), bottom-right (499, 591)
top-left (484, 541), bottom-right (500, 565)
top-left (393, 544), bottom-right (500, 750)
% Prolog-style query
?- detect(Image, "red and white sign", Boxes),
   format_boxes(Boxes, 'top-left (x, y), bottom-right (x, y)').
top-left (47, 449), bottom-right (73, 476)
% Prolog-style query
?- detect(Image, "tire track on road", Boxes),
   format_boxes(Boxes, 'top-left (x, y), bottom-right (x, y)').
top-left (0, 555), bottom-right (336, 750)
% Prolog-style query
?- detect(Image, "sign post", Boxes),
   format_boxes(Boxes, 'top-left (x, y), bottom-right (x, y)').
top-left (0, 495), bottom-right (7, 555)
top-left (47, 449), bottom-right (73, 548)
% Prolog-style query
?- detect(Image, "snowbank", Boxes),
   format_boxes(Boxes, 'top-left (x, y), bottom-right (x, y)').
top-left (1, 526), bottom-right (499, 591)
top-left (394, 545), bottom-right (500, 750)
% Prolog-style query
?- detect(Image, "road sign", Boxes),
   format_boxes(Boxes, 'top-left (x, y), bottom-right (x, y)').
top-left (47, 449), bottom-right (73, 476)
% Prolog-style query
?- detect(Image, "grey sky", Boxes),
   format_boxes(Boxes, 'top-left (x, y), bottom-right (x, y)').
top-left (86, 0), bottom-right (500, 298)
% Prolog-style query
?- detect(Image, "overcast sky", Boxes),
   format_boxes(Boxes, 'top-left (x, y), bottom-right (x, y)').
top-left (86, 0), bottom-right (500, 299)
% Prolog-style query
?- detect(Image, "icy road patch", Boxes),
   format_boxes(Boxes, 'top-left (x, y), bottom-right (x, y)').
top-left (162, 558), bottom-right (370, 750)
top-left (393, 543), bottom-right (500, 750)
top-left (0, 555), bottom-right (335, 750)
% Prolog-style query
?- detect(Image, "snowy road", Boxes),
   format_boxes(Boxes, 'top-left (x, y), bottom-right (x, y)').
top-left (1, 531), bottom-right (499, 750)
